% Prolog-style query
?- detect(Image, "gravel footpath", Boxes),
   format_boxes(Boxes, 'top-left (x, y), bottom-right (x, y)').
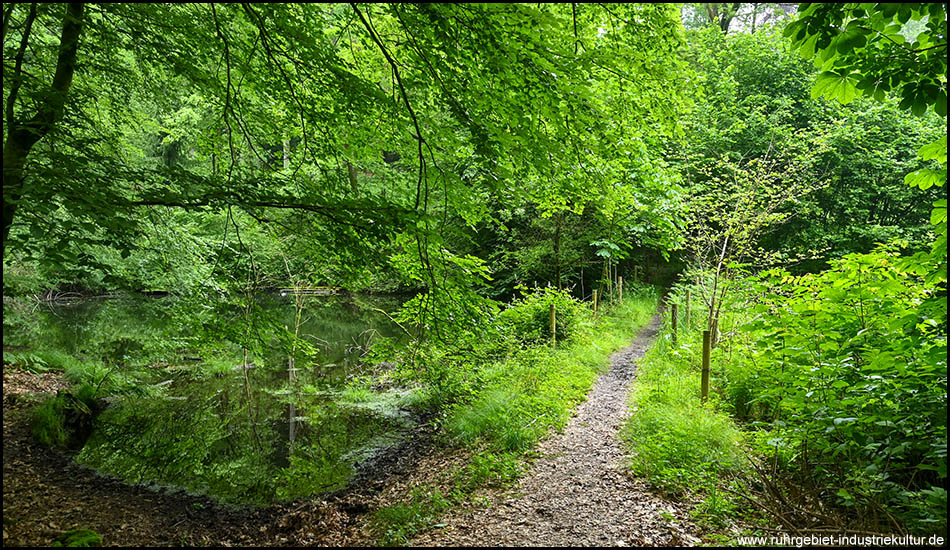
top-left (413, 312), bottom-right (700, 546)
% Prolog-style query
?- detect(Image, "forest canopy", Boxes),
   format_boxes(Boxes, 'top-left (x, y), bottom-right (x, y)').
top-left (3, 3), bottom-right (689, 300)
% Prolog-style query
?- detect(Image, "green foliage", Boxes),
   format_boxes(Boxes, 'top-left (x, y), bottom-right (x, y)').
top-left (624, 405), bottom-right (743, 496)
top-left (727, 248), bottom-right (946, 533)
top-left (370, 487), bottom-right (452, 547)
top-left (497, 287), bottom-right (589, 347)
top-left (447, 289), bottom-right (657, 453)
top-left (3, 350), bottom-right (51, 374)
top-left (31, 397), bottom-right (70, 448)
top-left (690, 484), bottom-right (739, 530)
top-left (678, 23), bottom-right (945, 268)
top-left (785, 3), bottom-right (947, 117)
top-left (369, 450), bottom-right (521, 546)
top-left (31, 383), bottom-right (103, 449)
top-left (3, 3), bottom-right (689, 304)
top-left (2, 348), bottom-right (137, 394)
top-left (663, 241), bottom-right (947, 534)
top-left (6, 3), bottom-right (944, 539)
top-left (77, 387), bottom-right (393, 505)
top-left (51, 529), bottom-right (103, 547)
top-left (621, 321), bottom-right (744, 496)
top-left (456, 451), bottom-right (522, 493)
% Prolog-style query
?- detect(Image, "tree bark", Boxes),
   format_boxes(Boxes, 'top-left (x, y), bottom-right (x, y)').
top-left (2, 2), bottom-right (84, 257)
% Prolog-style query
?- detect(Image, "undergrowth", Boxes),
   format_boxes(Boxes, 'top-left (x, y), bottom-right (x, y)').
top-left (445, 286), bottom-right (657, 453)
top-left (623, 250), bottom-right (948, 537)
top-left (621, 314), bottom-right (744, 498)
top-left (620, 307), bottom-right (745, 537)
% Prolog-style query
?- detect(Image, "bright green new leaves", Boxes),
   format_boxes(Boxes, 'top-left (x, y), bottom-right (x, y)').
top-left (906, 136), bottom-right (948, 190)
top-left (786, 2), bottom-right (946, 328)
top-left (905, 168), bottom-right (946, 190)
top-left (931, 200), bottom-right (948, 226)
top-left (3, 3), bottom-right (691, 307)
top-left (919, 135), bottom-right (949, 165)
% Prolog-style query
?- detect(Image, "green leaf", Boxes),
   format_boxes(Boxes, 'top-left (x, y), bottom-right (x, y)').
top-left (904, 169), bottom-right (945, 190)
top-left (931, 203), bottom-right (947, 225)
top-left (919, 137), bottom-right (947, 164)
top-left (835, 29), bottom-right (867, 54)
top-left (935, 91), bottom-right (947, 117)
top-left (812, 71), bottom-right (858, 104)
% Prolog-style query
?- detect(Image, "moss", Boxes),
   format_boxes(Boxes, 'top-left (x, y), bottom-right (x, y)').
top-left (51, 529), bottom-right (103, 547)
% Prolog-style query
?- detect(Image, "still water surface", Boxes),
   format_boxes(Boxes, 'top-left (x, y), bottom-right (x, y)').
top-left (3, 293), bottom-right (415, 504)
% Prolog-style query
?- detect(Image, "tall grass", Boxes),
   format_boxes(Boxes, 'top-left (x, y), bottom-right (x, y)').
top-left (621, 310), bottom-right (744, 498)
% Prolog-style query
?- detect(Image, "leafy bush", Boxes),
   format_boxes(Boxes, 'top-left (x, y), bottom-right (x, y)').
top-left (497, 286), bottom-right (590, 347)
top-left (658, 243), bottom-right (947, 534)
top-left (728, 247), bottom-right (946, 533)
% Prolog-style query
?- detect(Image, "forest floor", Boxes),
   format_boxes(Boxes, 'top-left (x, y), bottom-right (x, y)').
top-left (412, 312), bottom-right (701, 546)
top-left (3, 311), bottom-right (700, 547)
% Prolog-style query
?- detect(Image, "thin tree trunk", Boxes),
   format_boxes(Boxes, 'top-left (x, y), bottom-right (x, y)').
top-left (282, 136), bottom-right (290, 170)
top-left (554, 213), bottom-right (562, 290)
top-left (347, 161), bottom-right (359, 195)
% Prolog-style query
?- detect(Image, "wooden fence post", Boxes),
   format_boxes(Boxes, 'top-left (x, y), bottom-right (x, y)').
top-left (701, 329), bottom-right (711, 403)
top-left (671, 302), bottom-right (678, 347)
top-left (592, 289), bottom-right (598, 315)
top-left (550, 303), bottom-right (557, 347)
top-left (618, 276), bottom-right (623, 302)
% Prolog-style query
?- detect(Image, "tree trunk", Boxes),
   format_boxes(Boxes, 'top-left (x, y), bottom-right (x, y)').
top-left (2, 2), bottom-right (85, 257)
top-left (282, 136), bottom-right (291, 170)
top-left (346, 160), bottom-right (359, 195)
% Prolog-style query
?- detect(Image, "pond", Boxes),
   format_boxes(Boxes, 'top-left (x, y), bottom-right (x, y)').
top-left (2, 292), bottom-right (417, 505)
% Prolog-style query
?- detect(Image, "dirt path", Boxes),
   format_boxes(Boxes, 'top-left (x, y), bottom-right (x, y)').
top-left (413, 313), bottom-right (700, 547)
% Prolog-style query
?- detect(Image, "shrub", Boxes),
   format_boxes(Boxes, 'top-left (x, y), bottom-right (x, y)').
top-left (497, 286), bottom-right (590, 347)
top-left (31, 383), bottom-right (103, 449)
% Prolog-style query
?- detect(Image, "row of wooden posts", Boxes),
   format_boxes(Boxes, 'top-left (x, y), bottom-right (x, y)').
top-left (548, 284), bottom-right (714, 404)
top-left (548, 269), bottom-right (640, 349)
